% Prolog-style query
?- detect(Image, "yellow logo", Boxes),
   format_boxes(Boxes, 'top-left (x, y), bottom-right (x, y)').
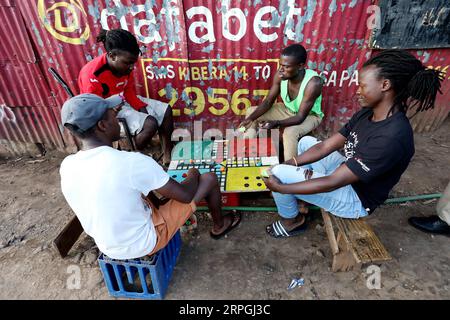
top-left (37, 0), bottom-right (90, 45)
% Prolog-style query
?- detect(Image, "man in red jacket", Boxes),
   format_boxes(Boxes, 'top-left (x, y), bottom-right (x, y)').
top-left (78, 29), bottom-right (173, 164)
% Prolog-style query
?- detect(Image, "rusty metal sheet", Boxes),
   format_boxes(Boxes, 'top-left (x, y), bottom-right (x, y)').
top-left (139, 0), bottom-right (376, 135)
top-left (0, 4), bottom-right (35, 63)
top-left (0, 1), bottom-right (65, 155)
top-left (0, 105), bottom-right (65, 153)
top-left (17, 0), bottom-right (375, 135)
top-left (0, 61), bottom-right (55, 107)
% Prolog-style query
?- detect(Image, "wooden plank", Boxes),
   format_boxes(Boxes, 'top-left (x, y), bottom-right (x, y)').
top-left (332, 215), bottom-right (391, 264)
top-left (53, 216), bottom-right (83, 258)
top-left (332, 232), bottom-right (359, 272)
top-left (321, 209), bottom-right (339, 255)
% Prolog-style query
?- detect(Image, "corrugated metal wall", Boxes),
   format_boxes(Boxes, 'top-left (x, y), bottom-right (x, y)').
top-left (0, 1), bottom-right (65, 156)
top-left (0, 0), bottom-right (448, 156)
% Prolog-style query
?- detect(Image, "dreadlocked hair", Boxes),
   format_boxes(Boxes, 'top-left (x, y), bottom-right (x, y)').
top-left (96, 29), bottom-right (140, 56)
top-left (363, 49), bottom-right (443, 116)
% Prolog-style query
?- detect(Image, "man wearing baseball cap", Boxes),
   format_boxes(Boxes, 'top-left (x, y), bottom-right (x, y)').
top-left (60, 94), bottom-right (241, 260)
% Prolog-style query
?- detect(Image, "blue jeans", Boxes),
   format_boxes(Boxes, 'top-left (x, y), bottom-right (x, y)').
top-left (271, 136), bottom-right (367, 219)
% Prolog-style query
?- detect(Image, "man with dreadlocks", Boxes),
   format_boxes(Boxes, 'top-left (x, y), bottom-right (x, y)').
top-left (78, 29), bottom-right (174, 165)
top-left (261, 49), bottom-right (443, 238)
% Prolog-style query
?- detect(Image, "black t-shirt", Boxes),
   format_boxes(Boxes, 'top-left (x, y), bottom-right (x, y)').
top-left (338, 108), bottom-right (415, 214)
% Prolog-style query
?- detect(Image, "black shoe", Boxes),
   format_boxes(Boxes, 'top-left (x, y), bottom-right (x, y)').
top-left (408, 215), bottom-right (450, 236)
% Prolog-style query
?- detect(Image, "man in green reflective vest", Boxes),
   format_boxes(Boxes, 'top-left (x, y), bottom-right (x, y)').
top-left (239, 44), bottom-right (324, 162)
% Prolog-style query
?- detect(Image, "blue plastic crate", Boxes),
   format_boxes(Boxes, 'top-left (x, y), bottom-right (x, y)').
top-left (98, 231), bottom-right (182, 300)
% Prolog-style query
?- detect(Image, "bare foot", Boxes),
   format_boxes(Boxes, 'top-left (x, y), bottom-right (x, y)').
top-left (210, 212), bottom-right (241, 238)
top-left (211, 215), bottom-right (233, 235)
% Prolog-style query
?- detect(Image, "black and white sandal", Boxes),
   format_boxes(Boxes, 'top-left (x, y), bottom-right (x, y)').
top-left (266, 220), bottom-right (308, 238)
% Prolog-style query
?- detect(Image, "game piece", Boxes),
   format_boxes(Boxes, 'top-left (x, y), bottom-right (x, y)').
top-left (260, 168), bottom-right (270, 178)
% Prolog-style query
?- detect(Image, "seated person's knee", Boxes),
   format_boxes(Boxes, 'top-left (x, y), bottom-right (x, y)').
top-left (299, 135), bottom-right (317, 145)
top-left (270, 164), bottom-right (301, 184)
top-left (298, 135), bottom-right (318, 152)
top-left (163, 106), bottom-right (173, 119)
top-left (143, 116), bottom-right (158, 132)
top-left (203, 172), bottom-right (219, 186)
top-left (270, 164), bottom-right (283, 178)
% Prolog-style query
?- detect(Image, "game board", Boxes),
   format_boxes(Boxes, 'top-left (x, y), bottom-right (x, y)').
top-left (167, 138), bottom-right (279, 192)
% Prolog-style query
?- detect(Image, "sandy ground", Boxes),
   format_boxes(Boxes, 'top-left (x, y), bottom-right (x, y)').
top-left (0, 118), bottom-right (449, 300)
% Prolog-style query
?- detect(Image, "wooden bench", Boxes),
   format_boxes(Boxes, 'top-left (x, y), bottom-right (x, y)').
top-left (321, 209), bottom-right (392, 272)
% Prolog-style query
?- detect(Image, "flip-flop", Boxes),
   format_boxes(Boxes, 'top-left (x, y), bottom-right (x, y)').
top-left (210, 211), bottom-right (242, 239)
top-left (266, 219), bottom-right (308, 238)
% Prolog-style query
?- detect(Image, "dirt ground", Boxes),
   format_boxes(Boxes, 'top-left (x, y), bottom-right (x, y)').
top-left (0, 118), bottom-right (449, 300)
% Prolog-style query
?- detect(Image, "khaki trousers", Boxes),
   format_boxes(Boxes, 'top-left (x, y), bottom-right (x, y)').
top-left (244, 102), bottom-right (322, 160)
top-left (437, 181), bottom-right (450, 225)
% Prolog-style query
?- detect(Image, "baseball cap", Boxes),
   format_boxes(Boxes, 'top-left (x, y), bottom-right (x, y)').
top-left (61, 93), bottom-right (123, 133)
